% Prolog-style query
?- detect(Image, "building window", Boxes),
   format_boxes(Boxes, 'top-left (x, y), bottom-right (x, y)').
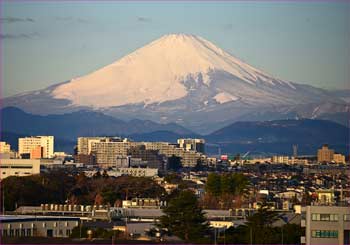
top-left (312, 230), bottom-right (338, 238)
top-left (66, 229), bottom-right (71, 236)
top-left (21, 229), bottom-right (25, 237)
top-left (344, 214), bottom-right (350, 221)
top-left (311, 213), bottom-right (338, 221)
top-left (26, 229), bottom-right (32, 237)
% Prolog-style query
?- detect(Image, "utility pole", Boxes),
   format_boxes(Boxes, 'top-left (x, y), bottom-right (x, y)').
top-left (250, 227), bottom-right (253, 245)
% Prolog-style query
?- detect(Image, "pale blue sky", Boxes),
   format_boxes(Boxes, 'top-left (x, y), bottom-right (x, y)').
top-left (1, 1), bottom-right (349, 97)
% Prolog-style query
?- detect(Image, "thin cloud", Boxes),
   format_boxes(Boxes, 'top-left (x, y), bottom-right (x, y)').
top-left (223, 23), bottom-right (233, 30)
top-left (0, 17), bottom-right (34, 23)
top-left (0, 32), bottom-right (39, 39)
top-left (55, 16), bottom-right (89, 23)
top-left (137, 17), bottom-right (152, 23)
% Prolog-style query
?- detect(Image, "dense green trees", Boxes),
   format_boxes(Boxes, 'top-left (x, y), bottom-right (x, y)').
top-left (167, 155), bottom-right (182, 171)
top-left (205, 173), bottom-right (249, 196)
top-left (203, 172), bottom-right (249, 209)
top-left (1, 170), bottom-right (166, 211)
top-left (223, 207), bottom-right (303, 244)
top-left (1, 170), bottom-right (76, 211)
top-left (158, 190), bottom-right (210, 243)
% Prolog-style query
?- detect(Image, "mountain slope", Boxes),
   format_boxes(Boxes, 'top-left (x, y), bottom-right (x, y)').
top-left (0, 107), bottom-right (193, 140)
top-left (3, 34), bottom-right (348, 132)
top-left (206, 119), bottom-right (349, 155)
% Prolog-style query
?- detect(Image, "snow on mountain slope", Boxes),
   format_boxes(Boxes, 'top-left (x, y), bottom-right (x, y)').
top-left (213, 92), bottom-right (239, 104)
top-left (51, 34), bottom-right (295, 108)
top-left (3, 33), bottom-right (348, 133)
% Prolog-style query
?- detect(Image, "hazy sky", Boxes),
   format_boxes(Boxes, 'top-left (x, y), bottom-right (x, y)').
top-left (1, 1), bottom-right (349, 97)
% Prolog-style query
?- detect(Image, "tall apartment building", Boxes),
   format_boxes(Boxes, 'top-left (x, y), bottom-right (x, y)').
top-left (301, 205), bottom-right (350, 245)
top-left (317, 144), bottom-right (334, 163)
top-left (0, 142), bottom-right (11, 153)
top-left (18, 136), bottom-right (54, 159)
top-left (90, 141), bottom-right (139, 167)
top-left (77, 137), bottom-right (112, 155)
top-left (177, 138), bottom-right (205, 153)
top-left (144, 142), bottom-right (203, 167)
top-left (127, 145), bottom-right (165, 169)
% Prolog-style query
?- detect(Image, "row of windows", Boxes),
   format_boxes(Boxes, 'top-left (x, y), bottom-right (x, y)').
top-left (311, 213), bottom-right (338, 221)
top-left (1, 228), bottom-right (33, 237)
top-left (312, 213), bottom-right (350, 221)
top-left (311, 230), bottom-right (338, 238)
top-left (1, 228), bottom-right (71, 237)
top-left (0, 165), bottom-right (33, 169)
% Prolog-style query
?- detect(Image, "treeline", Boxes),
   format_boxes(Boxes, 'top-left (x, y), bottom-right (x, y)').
top-left (202, 172), bottom-right (249, 209)
top-left (158, 189), bottom-right (302, 244)
top-left (1, 170), bottom-right (165, 211)
top-left (220, 207), bottom-right (303, 244)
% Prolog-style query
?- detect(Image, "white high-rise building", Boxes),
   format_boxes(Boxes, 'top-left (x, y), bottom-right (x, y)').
top-left (18, 136), bottom-right (54, 158)
top-left (177, 138), bottom-right (205, 153)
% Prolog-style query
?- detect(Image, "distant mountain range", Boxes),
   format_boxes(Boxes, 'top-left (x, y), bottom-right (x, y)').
top-left (2, 34), bottom-right (349, 133)
top-left (1, 107), bottom-right (348, 155)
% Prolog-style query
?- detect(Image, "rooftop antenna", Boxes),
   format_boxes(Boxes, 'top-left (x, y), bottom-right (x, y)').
top-left (292, 145), bottom-right (298, 158)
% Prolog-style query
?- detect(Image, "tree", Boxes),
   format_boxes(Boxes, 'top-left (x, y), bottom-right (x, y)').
top-left (244, 206), bottom-right (279, 244)
top-left (205, 173), bottom-right (221, 197)
top-left (159, 190), bottom-right (209, 242)
top-left (167, 155), bottom-right (182, 171)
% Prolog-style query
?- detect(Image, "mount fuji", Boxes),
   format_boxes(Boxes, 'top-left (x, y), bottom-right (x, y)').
top-left (3, 34), bottom-right (349, 133)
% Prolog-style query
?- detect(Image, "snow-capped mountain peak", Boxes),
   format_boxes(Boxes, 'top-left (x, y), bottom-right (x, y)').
top-left (51, 33), bottom-right (293, 108)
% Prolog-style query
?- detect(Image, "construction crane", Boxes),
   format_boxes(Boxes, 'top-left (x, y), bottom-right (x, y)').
top-left (242, 151), bottom-right (251, 159)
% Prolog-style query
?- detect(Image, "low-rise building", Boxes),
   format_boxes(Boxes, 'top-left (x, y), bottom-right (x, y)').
top-left (112, 167), bottom-right (158, 178)
top-left (0, 215), bottom-right (80, 238)
top-left (0, 159), bottom-right (41, 179)
top-left (333, 153), bottom-right (345, 164)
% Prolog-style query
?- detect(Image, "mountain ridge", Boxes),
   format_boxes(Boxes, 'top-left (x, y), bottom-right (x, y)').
top-left (1, 106), bottom-right (348, 155)
top-left (3, 33), bottom-right (349, 132)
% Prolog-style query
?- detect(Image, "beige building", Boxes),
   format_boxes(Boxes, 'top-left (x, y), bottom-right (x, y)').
top-left (0, 215), bottom-right (79, 238)
top-left (333, 153), bottom-right (345, 164)
top-left (0, 159), bottom-right (41, 179)
top-left (271, 155), bottom-right (289, 164)
top-left (0, 141), bottom-right (11, 153)
top-left (77, 137), bottom-right (110, 155)
top-left (301, 205), bottom-right (350, 245)
top-left (144, 142), bottom-right (203, 167)
top-left (18, 136), bottom-right (54, 159)
top-left (91, 141), bottom-right (139, 167)
top-left (317, 144), bottom-right (334, 163)
top-left (112, 167), bottom-right (158, 177)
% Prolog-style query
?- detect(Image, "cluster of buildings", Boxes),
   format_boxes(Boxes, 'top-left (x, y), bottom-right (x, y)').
top-left (0, 136), bottom-right (207, 179)
top-left (76, 136), bottom-right (205, 169)
top-left (0, 135), bottom-right (349, 244)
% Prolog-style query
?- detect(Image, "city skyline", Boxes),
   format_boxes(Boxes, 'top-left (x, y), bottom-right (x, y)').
top-left (2, 1), bottom-right (350, 97)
